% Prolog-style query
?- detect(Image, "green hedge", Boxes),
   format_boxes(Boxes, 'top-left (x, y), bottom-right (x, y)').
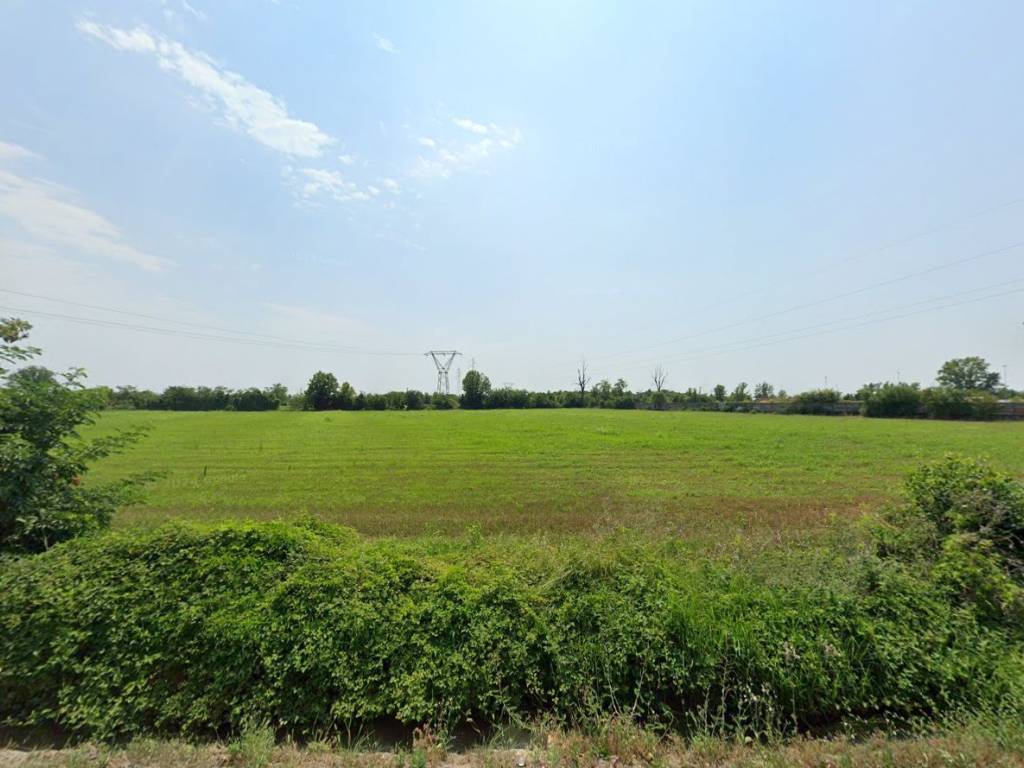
top-left (1, 522), bottom-right (1021, 740)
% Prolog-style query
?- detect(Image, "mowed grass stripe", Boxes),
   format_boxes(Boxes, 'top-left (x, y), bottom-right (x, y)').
top-left (82, 409), bottom-right (1024, 537)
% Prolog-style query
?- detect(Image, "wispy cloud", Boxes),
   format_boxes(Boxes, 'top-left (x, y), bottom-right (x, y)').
top-left (77, 19), bottom-right (333, 158)
top-left (373, 33), bottom-right (397, 54)
top-left (338, 153), bottom-right (356, 165)
top-left (0, 169), bottom-right (172, 272)
top-left (0, 141), bottom-right (38, 161)
top-left (381, 178), bottom-right (401, 193)
top-left (282, 166), bottom-right (375, 205)
top-left (180, 0), bottom-right (206, 21)
top-left (161, 0), bottom-right (207, 24)
top-left (453, 117), bottom-right (490, 135)
top-left (409, 156), bottom-right (451, 181)
top-left (410, 118), bottom-right (522, 180)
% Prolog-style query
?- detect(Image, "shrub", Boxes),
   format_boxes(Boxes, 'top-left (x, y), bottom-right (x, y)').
top-left (156, 386), bottom-right (231, 411)
top-left (1, 519), bottom-right (1021, 740)
top-left (229, 388), bottom-right (280, 412)
top-left (404, 390), bottom-right (427, 410)
top-left (862, 383), bottom-right (922, 418)
top-left (528, 391), bottom-right (559, 408)
top-left (431, 393), bottom-right (457, 410)
top-left (922, 388), bottom-right (998, 421)
top-left (785, 389), bottom-right (843, 415)
top-left (904, 456), bottom-right (1023, 570)
top-left (873, 455), bottom-right (1024, 630)
top-left (485, 387), bottom-right (530, 409)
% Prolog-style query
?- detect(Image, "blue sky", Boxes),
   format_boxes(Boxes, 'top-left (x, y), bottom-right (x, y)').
top-left (2, 0), bottom-right (1023, 394)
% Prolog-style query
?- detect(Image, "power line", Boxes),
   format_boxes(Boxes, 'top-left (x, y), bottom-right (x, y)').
top-left (0, 288), bottom-right (420, 355)
top-left (800, 195), bottom-right (1024, 279)
top-left (619, 284), bottom-right (1024, 373)
top-left (596, 239), bottom-right (1024, 364)
top-left (623, 276), bottom-right (1024, 370)
top-left (0, 304), bottom-right (421, 357)
top-left (0, 288), bottom-right (329, 346)
top-left (665, 194), bottom-right (1024, 323)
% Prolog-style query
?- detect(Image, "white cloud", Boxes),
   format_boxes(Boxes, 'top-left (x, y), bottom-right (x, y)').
top-left (0, 141), bottom-right (39, 161)
top-left (337, 153), bottom-right (356, 165)
top-left (412, 120), bottom-right (522, 180)
top-left (409, 156), bottom-right (451, 180)
top-left (283, 166), bottom-right (373, 205)
top-left (367, 185), bottom-right (380, 196)
top-left (381, 177), bottom-right (401, 193)
top-left (0, 169), bottom-right (172, 271)
top-left (77, 20), bottom-right (333, 158)
top-left (453, 117), bottom-right (489, 135)
top-left (373, 33), bottom-right (397, 54)
top-left (418, 137), bottom-right (436, 148)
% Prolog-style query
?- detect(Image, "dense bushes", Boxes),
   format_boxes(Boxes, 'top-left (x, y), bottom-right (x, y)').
top-left (861, 383), bottom-right (922, 418)
top-left (921, 387), bottom-right (998, 421)
top-left (785, 389), bottom-right (843, 415)
top-left (872, 456), bottom-right (1023, 626)
top-left (2, 488), bottom-right (1023, 739)
top-left (108, 385), bottom-right (286, 411)
top-left (858, 384), bottom-right (1000, 420)
top-left (228, 388), bottom-right (281, 412)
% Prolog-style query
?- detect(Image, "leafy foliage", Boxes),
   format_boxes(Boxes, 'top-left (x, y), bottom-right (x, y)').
top-left (304, 371), bottom-right (340, 411)
top-left (937, 356), bottom-right (1001, 392)
top-left (460, 369), bottom-right (491, 409)
top-left (0, 319), bottom-right (150, 552)
top-left (0, 318), bottom-right (38, 374)
top-left (873, 455), bottom-right (1024, 630)
top-left (861, 382), bottom-right (922, 418)
top-left (228, 388), bottom-right (281, 412)
top-left (785, 389), bottom-right (843, 415)
top-left (922, 387), bottom-right (998, 421)
top-left (1, 509), bottom-right (1022, 740)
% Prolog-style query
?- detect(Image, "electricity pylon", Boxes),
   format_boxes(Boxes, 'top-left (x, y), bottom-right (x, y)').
top-left (425, 350), bottom-right (461, 395)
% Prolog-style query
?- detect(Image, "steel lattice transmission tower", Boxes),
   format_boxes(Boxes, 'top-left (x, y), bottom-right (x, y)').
top-left (425, 350), bottom-right (462, 395)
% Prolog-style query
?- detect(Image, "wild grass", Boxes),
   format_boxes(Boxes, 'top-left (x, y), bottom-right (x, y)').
top-left (6, 714), bottom-right (1024, 767)
top-left (82, 410), bottom-right (1024, 539)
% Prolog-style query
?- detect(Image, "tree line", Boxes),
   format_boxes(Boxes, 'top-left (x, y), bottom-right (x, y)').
top-left (293, 355), bottom-right (1019, 420)
top-left (25, 352), bottom-right (1017, 419)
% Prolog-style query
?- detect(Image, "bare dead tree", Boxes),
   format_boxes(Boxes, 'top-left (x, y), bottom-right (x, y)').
top-left (576, 358), bottom-right (590, 395)
top-left (651, 365), bottom-right (668, 392)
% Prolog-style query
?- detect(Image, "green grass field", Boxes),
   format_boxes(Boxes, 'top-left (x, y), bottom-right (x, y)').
top-left (85, 409), bottom-right (1024, 538)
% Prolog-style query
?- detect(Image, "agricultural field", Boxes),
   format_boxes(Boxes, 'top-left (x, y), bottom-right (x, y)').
top-left (6, 407), bottom-right (1024, 758)
top-left (85, 409), bottom-right (1024, 539)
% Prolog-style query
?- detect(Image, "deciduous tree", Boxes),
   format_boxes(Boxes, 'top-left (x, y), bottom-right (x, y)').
top-left (1, 318), bottom-right (149, 552)
top-left (461, 369), bottom-right (491, 409)
top-left (304, 371), bottom-right (339, 411)
top-left (936, 357), bottom-right (1000, 392)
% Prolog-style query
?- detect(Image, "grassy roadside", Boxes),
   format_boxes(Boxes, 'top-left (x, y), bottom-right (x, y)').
top-left (5, 716), bottom-right (1024, 767)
